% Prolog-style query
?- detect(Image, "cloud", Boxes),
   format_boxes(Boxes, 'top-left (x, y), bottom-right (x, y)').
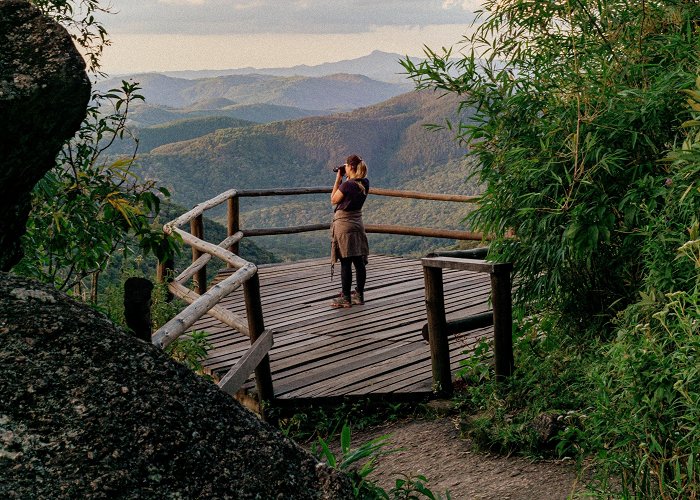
top-left (441, 0), bottom-right (483, 11)
top-left (103, 23), bottom-right (474, 73)
top-left (157, 0), bottom-right (207, 5)
top-left (107, 0), bottom-right (478, 36)
top-left (233, 0), bottom-right (265, 10)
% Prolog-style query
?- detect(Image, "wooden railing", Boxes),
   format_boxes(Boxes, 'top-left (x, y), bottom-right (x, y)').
top-left (422, 251), bottom-right (514, 396)
top-left (153, 185), bottom-right (485, 403)
top-left (152, 189), bottom-right (274, 403)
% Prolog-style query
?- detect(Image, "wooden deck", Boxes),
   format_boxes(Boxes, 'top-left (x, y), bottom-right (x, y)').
top-left (192, 254), bottom-right (494, 403)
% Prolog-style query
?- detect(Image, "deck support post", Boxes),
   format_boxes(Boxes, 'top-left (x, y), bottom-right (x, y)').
top-left (243, 272), bottom-right (275, 411)
top-left (191, 214), bottom-right (207, 294)
top-left (422, 256), bottom-right (514, 392)
top-left (423, 265), bottom-right (453, 397)
top-left (227, 195), bottom-right (240, 262)
top-left (123, 277), bottom-right (154, 342)
top-left (490, 264), bottom-right (514, 380)
top-left (156, 257), bottom-right (175, 302)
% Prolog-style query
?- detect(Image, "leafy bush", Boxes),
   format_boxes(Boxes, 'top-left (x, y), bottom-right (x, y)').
top-left (585, 288), bottom-right (699, 498)
top-left (314, 423), bottom-right (451, 499)
top-left (164, 330), bottom-right (213, 377)
top-left (314, 424), bottom-right (392, 498)
top-left (18, 1), bottom-right (179, 304)
top-left (581, 78), bottom-right (700, 498)
top-left (402, 3), bottom-right (700, 496)
top-left (402, 0), bottom-right (700, 330)
top-left (455, 313), bottom-right (596, 456)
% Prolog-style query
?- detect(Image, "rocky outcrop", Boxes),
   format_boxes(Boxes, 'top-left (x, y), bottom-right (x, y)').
top-left (0, 4), bottom-right (353, 497)
top-left (0, 273), bottom-right (353, 498)
top-left (0, 0), bottom-right (91, 271)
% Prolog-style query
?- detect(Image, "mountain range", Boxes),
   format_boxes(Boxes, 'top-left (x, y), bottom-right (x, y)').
top-left (97, 72), bottom-right (411, 112)
top-left (131, 89), bottom-right (480, 259)
top-left (115, 50), bottom-right (418, 84)
top-left (103, 52), bottom-right (480, 260)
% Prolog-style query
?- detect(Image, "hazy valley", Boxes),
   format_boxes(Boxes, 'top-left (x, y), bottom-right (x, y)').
top-left (107, 52), bottom-right (479, 260)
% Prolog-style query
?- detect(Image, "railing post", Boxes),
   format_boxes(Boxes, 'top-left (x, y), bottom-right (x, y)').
top-left (227, 195), bottom-right (240, 263)
top-left (243, 271), bottom-right (275, 410)
top-left (190, 214), bottom-right (207, 294)
top-left (423, 264), bottom-right (453, 397)
top-left (490, 263), bottom-right (514, 380)
top-left (123, 277), bottom-right (154, 342)
top-left (156, 257), bottom-right (175, 302)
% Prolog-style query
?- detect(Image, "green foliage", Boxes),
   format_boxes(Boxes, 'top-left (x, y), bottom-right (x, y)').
top-left (18, 1), bottom-right (180, 304)
top-left (389, 474), bottom-right (449, 500)
top-left (274, 400), bottom-right (416, 444)
top-left (14, 80), bottom-right (179, 300)
top-left (402, 0), bottom-right (700, 328)
top-left (314, 424), bottom-right (392, 498)
top-left (164, 330), bottom-right (212, 376)
top-left (455, 313), bottom-right (596, 456)
top-left (401, 3), bottom-right (700, 496)
top-left (584, 289), bottom-right (700, 498)
top-left (455, 339), bottom-right (491, 385)
top-left (314, 423), bottom-right (450, 499)
top-left (581, 77), bottom-right (700, 499)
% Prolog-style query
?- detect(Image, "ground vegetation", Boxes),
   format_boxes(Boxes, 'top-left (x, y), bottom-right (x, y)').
top-left (402, 1), bottom-right (700, 497)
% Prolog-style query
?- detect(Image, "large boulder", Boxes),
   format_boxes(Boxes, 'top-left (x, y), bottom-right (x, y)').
top-left (0, 273), bottom-right (353, 498)
top-left (0, 0), bottom-right (91, 271)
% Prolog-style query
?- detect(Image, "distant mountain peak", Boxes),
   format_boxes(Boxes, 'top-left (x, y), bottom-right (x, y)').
top-left (114, 51), bottom-right (418, 85)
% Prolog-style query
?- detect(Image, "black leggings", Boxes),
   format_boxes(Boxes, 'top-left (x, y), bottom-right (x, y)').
top-left (340, 256), bottom-right (366, 299)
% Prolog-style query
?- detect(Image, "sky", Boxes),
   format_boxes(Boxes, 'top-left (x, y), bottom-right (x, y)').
top-left (99, 0), bottom-right (483, 74)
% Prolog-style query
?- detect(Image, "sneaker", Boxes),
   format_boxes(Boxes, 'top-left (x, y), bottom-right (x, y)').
top-left (330, 294), bottom-right (352, 308)
top-left (351, 290), bottom-right (364, 305)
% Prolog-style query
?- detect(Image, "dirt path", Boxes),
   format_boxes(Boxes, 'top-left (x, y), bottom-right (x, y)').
top-left (349, 417), bottom-right (588, 499)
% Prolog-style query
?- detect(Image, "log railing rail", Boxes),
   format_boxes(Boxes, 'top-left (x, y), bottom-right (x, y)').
top-left (422, 255), bottom-right (514, 397)
top-left (153, 185), bottom-right (485, 402)
top-left (152, 189), bottom-right (274, 402)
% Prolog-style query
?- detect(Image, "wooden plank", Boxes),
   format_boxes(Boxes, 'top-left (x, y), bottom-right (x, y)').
top-left (422, 256), bottom-right (507, 273)
top-left (217, 329), bottom-right (274, 395)
top-left (188, 254), bottom-right (497, 401)
top-left (198, 279), bottom-right (489, 363)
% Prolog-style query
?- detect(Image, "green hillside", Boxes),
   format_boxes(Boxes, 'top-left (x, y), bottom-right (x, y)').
top-left (137, 116), bottom-right (252, 154)
top-left (134, 90), bottom-right (479, 259)
top-left (138, 90), bottom-right (469, 199)
top-left (127, 102), bottom-right (327, 129)
top-left (219, 103), bottom-right (329, 124)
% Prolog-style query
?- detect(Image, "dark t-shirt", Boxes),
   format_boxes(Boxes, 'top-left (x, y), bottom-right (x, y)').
top-left (335, 178), bottom-right (369, 212)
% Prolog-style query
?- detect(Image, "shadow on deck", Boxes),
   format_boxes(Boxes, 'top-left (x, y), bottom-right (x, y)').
top-left (191, 254), bottom-right (494, 404)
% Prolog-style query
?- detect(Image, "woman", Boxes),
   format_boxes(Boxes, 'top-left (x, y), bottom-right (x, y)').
top-left (330, 154), bottom-right (369, 308)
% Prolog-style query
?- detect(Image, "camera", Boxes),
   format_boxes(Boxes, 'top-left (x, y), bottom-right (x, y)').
top-left (333, 165), bottom-right (346, 174)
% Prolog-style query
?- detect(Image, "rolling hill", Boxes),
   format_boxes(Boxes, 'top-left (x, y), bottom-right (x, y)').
top-left (132, 90), bottom-right (481, 259)
top-left (97, 72), bottom-right (410, 111)
top-left (123, 116), bottom-right (253, 154)
top-left (125, 101), bottom-right (328, 129)
top-left (137, 90), bottom-right (470, 199)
